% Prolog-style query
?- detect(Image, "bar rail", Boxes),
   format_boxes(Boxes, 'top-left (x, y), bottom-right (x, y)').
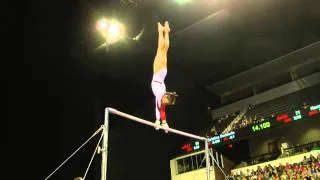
top-left (107, 108), bottom-right (207, 141)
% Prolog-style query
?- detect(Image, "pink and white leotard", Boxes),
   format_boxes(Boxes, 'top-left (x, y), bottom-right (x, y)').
top-left (151, 68), bottom-right (167, 120)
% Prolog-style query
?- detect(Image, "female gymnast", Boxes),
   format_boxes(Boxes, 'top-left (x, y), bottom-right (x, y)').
top-left (151, 21), bottom-right (177, 133)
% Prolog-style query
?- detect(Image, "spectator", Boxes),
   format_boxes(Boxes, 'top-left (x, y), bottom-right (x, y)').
top-left (302, 102), bottom-right (309, 110)
top-left (229, 153), bottom-right (320, 180)
top-left (303, 156), bottom-right (310, 164)
top-left (280, 170), bottom-right (288, 180)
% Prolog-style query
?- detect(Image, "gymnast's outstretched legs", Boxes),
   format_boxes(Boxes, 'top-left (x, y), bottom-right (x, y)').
top-left (153, 22), bottom-right (169, 74)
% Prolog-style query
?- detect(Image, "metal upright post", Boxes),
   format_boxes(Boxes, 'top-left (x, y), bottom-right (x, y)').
top-left (205, 140), bottom-right (210, 180)
top-left (101, 108), bottom-right (109, 180)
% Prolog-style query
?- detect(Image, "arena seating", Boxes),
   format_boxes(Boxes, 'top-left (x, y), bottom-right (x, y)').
top-left (229, 149), bottom-right (320, 180)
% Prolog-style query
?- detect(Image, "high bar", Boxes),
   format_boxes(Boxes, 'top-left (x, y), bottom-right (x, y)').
top-left (107, 108), bottom-right (207, 141)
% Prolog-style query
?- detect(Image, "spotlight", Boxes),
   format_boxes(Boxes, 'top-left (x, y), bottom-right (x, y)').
top-left (96, 18), bottom-right (126, 45)
top-left (174, 0), bottom-right (191, 5)
top-left (109, 24), bottom-right (120, 36)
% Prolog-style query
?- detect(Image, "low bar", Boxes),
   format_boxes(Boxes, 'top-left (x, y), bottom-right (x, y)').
top-left (107, 108), bottom-right (207, 141)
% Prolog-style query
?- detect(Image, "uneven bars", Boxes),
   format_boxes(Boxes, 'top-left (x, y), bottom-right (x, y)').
top-left (107, 108), bottom-right (207, 141)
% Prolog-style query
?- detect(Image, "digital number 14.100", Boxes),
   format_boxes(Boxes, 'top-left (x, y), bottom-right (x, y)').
top-left (252, 121), bottom-right (271, 132)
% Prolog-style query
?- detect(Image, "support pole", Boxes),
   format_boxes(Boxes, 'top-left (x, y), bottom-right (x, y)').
top-left (205, 140), bottom-right (210, 180)
top-left (101, 108), bottom-right (109, 180)
top-left (209, 150), bottom-right (229, 180)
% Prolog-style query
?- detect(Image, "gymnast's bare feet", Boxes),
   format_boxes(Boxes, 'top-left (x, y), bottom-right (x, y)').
top-left (164, 21), bottom-right (170, 33)
top-left (158, 22), bottom-right (164, 32)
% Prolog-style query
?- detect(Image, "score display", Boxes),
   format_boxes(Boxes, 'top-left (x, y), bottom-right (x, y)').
top-left (181, 103), bottom-right (320, 153)
top-left (250, 103), bottom-right (320, 133)
top-left (251, 121), bottom-right (271, 132)
top-left (275, 104), bottom-right (320, 123)
top-left (309, 104), bottom-right (320, 116)
top-left (181, 141), bottom-right (201, 153)
top-left (208, 131), bottom-right (236, 145)
top-left (293, 110), bottom-right (302, 120)
top-left (276, 113), bottom-right (292, 123)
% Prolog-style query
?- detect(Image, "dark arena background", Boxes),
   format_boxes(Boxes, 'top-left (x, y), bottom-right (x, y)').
top-left (10, 0), bottom-right (320, 179)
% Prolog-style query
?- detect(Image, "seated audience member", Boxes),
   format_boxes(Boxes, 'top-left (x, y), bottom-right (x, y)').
top-left (280, 170), bottom-right (288, 180)
top-left (303, 156), bottom-right (310, 164)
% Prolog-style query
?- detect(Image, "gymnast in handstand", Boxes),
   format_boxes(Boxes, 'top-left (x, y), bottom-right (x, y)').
top-left (151, 21), bottom-right (177, 133)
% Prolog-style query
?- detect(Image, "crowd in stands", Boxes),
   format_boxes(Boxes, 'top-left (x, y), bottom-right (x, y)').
top-left (228, 153), bottom-right (320, 180)
top-left (210, 104), bottom-right (262, 135)
top-left (249, 142), bottom-right (320, 166)
top-left (210, 111), bottom-right (239, 135)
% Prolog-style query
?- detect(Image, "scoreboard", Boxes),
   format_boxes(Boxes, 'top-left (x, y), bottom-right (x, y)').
top-left (180, 103), bottom-right (320, 153)
top-left (208, 131), bottom-right (236, 145)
